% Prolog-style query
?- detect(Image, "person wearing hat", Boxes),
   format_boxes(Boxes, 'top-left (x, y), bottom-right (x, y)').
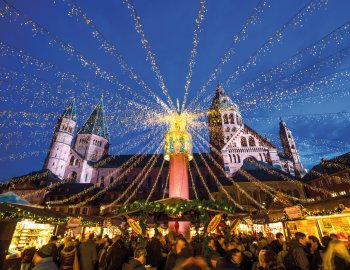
top-left (32, 244), bottom-right (58, 270)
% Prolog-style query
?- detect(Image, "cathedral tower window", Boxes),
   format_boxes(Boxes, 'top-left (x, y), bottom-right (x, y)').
top-left (69, 156), bottom-right (75, 166)
top-left (223, 114), bottom-right (229, 124)
top-left (233, 154), bottom-right (237, 163)
top-left (241, 137), bottom-right (248, 147)
top-left (229, 114), bottom-right (235, 124)
top-left (237, 154), bottom-right (241, 163)
top-left (229, 155), bottom-right (232, 163)
top-left (248, 137), bottom-right (256, 147)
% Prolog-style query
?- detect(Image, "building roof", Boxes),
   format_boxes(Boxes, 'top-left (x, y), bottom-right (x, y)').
top-left (6, 169), bottom-right (61, 188)
top-left (302, 152), bottom-right (350, 182)
top-left (243, 124), bottom-right (277, 149)
top-left (62, 99), bottom-right (77, 121)
top-left (78, 99), bottom-right (109, 140)
top-left (91, 153), bottom-right (216, 169)
top-left (210, 84), bottom-right (240, 113)
top-left (233, 158), bottom-right (299, 182)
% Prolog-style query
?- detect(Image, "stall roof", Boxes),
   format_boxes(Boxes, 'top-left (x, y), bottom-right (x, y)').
top-left (0, 203), bottom-right (103, 225)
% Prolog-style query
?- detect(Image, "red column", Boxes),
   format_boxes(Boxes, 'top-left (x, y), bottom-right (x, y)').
top-left (169, 154), bottom-right (189, 199)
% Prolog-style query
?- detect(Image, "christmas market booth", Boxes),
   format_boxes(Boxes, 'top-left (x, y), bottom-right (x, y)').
top-left (0, 202), bottom-right (102, 270)
top-left (109, 197), bottom-right (247, 239)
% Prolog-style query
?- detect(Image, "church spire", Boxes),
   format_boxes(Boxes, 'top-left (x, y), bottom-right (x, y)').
top-left (79, 98), bottom-right (109, 140)
top-left (62, 98), bottom-right (77, 122)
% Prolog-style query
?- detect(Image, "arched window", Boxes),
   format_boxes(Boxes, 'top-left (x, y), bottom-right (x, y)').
top-left (74, 159), bottom-right (79, 166)
top-left (259, 153), bottom-right (263, 161)
top-left (229, 155), bottom-right (232, 163)
top-left (100, 177), bottom-right (105, 187)
top-left (223, 114), bottom-right (229, 124)
top-left (69, 156), bottom-right (75, 166)
top-left (233, 154), bottom-right (237, 163)
top-left (241, 137), bottom-right (248, 147)
top-left (248, 137), bottom-right (256, 147)
top-left (237, 154), bottom-right (241, 163)
top-left (229, 114), bottom-right (235, 124)
top-left (110, 177), bottom-right (114, 184)
top-left (70, 171), bottom-right (77, 181)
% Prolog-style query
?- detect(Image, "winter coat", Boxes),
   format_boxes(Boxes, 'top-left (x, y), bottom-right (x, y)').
top-left (32, 257), bottom-right (58, 270)
top-left (21, 247), bottom-right (36, 264)
top-left (122, 259), bottom-right (146, 270)
top-left (60, 246), bottom-right (77, 270)
top-left (105, 240), bottom-right (128, 270)
top-left (79, 239), bottom-right (97, 270)
top-left (147, 238), bottom-right (163, 267)
top-left (287, 240), bottom-right (309, 270)
top-left (269, 240), bottom-right (283, 255)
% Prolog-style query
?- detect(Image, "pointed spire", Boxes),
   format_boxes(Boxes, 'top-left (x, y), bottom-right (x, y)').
top-left (79, 97), bottom-right (109, 140)
top-left (62, 98), bottom-right (77, 121)
top-left (210, 84), bottom-right (239, 112)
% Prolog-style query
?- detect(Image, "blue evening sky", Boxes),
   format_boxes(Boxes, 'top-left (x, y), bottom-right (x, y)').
top-left (0, 0), bottom-right (349, 181)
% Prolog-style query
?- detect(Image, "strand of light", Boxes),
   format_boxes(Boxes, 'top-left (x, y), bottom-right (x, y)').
top-left (0, 2), bottom-right (162, 111)
top-left (196, 150), bottom-right (244, 209)
top-left (239, 46), bottom-right (350, 105)
top-left (60, 0), bottom-right (170, 113)
top-left (224, 0), bottom-right (328, 87)
top-left (191, 130), bottom-right (264, 209)
top-left (122, 0), bottom-right (176, 111)
top-left (235, 20), bottom-right (350, 97)
top-left (181, 0), bottom-right (206, 112)
top-left (185, 0), bottom-right (271, 112)
top-left (69, 136), bottom-right (163, 208)
top-left (146, 159), bottom-right (166, 202)
top-left (48, 134), bottom-right (162, 205)
top-left (187, 159), bottom-right (198, 200)
top-left (123, 152), bottom-right (161, 205)
top-left (250, 159), bottom-right (333, 197)
top-left (162, 172), bottom-right (169, 199)
top-left (0, 150), bottom-right (46, 162)
top-left (191, 156), bottom-right (215, 200)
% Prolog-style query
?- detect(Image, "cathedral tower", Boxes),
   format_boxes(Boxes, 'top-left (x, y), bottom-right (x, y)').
top-left (74, 98), bottom-right (109, 162)
top-left (279, 119), bottom-right (306, 178)
top-left (44, 99), bottom-right (77, 179)
top-left (207, 84), bottom-right (243, 153)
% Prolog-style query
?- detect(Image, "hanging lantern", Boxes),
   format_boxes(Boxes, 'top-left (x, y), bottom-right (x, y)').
top-left (207, 214), bottom-right (222, 234)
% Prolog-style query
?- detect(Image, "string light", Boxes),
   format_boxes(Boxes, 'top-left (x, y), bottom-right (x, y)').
top-left (162, 173), bottom-right (169, 199)
top-left (146, 159), bottom-right (166, 202)
top-left (192, 157), bottom-right (215, 200)
top-left (122, 0), bottom-right (176, 111)
top-left (188, 159), bottom-right (199, 200)
top-left (181, 0), bottom-right (206, 112)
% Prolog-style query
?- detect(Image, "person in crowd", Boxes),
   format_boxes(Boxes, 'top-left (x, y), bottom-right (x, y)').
top-left (254, 249), bottom-right (284, 270)
top-left (20, 242), bottom-right (36, 270)
top-left (48, 236), bottom-right (59, 266)
top-left (79, 233), bottom-right (97, 270)
top-left (307, 236), bottom-right (322, 270)
top-left (129, 239), bottom-right (137, 259)
top-left (258, 239), bottom-right (269, 251)
top-left (60, 239), bottom-right (79, 270)
top-left (215, 235), bottom-right (226, 257)
top-left (321, 236), bottom-right (332, 251)
top-left (283, 232), bottom-right (309, 270)
top-left (175, 257), bottom-right (210, 270)
top-left (105, 234), bottom-right (128, 270)
top-left (98, 239), bottom-right (112, 270)
top-left (165, 237), bottom-right (192, 270)
top-left (122, 247), bottom-right (147, 270)
top-left (330, 233), bottom-right (338, 241)
top-left (32, 244), bottom-right (58, 270)
top-left (216, 248), bottom-right (252, 270)
top-left (147, 232), bottom-right (165, 268)
top-left (269, 233), bottom-right (285, 255)
top-left (322, 240), bottom-right (350, 270)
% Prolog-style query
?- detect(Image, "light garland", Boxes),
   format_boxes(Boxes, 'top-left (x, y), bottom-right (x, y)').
top-left (196, 150), bottom-right (244, 209)
top-left (146, 159), bottom-right (166, 202)
top-left (192, 131), bottom-right (264, 209)
top-left (181, 0), bottom-right (206, 112)
top-left (185, 0), bottom-right (271, 112)
top-left (188, 159), bottom-right (199, 200)
top-left (162, 173), bottom-right (169, 199)
top-left (235, 20), bottom-right (350, 97)
top-left (60, 0), bottom-right (170, 113)
top-left (122, 0), bottom-right (176, 111)
top-left (192, 156), bottom-right (215, 200)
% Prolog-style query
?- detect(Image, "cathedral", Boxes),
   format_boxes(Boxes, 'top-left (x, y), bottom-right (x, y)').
top-left (43, 84), bottom-right (306, 188)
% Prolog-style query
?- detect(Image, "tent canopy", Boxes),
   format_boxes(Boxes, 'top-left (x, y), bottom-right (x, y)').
top-left (0, 192), bottom-right (29, 204)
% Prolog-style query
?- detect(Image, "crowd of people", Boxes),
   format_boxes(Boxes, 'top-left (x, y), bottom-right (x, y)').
top-left (19, 231), bottom-right (350, 270)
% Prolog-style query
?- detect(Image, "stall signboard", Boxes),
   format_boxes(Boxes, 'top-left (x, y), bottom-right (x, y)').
top-left (284, 205), bottom-right (303, 220)
top-left (68, 217), bottom-right (81, 228)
